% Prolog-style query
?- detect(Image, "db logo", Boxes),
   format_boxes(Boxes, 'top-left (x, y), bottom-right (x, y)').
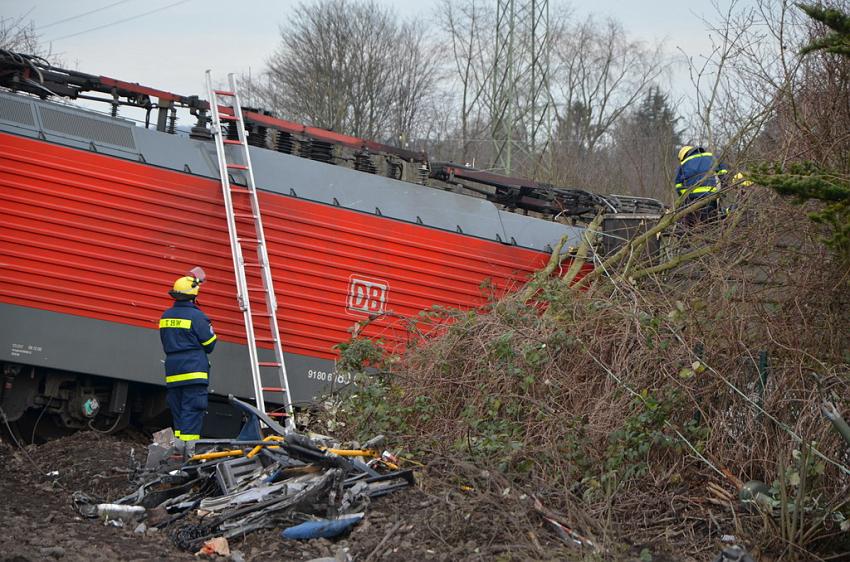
top-left (347, 275), bottom-right (389, 315)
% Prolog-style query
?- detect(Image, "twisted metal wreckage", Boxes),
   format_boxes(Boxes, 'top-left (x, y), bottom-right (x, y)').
top-left (72, 396), bottom-right (413, 552)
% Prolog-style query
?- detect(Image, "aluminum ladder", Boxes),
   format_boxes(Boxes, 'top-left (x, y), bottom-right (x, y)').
top-left (205, 71), bottom-right (294, 431)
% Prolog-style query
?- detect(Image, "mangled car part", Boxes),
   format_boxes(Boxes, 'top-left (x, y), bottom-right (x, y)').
top-left (78, 396), bottom-right (414, 551)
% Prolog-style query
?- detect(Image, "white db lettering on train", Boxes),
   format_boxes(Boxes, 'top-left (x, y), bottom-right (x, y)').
top-left (347, 276), bottom-right (389, 315)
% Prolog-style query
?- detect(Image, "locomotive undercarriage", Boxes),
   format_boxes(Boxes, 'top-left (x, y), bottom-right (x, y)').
top-left (0, 362), bottom-right (262, 443)
top-left (0, 362), bottom-right (167, 442)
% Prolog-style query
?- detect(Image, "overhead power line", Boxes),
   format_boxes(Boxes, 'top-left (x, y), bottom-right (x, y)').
top-left (48, 0), bottom-right (193, 42)
top-left (37, 0), bottom-right (135, 31)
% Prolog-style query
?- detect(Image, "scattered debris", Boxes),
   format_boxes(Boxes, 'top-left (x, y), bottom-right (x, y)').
top-left (144, 427), bottom-right (186, 470)
top-left (195, 536), bottom-right (230, 557)
top-left (712, 545), bottom-right (755, 562)
top-left (72, 396), bottom-right (414, 552)
top-left (71, 491), bottom-right (101, 518)
top-left (281, 513), bottom-right (365, 540)
top-left (822, 401), bottom-right (850, 447)
top-left (96, 503), bottom-right (145, 522)
top-left (531, 495), bottom-right (599, 552)
top-left (738, 480), bottom-right (773, 510)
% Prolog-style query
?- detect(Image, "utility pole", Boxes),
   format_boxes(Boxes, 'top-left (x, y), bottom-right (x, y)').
top-left (491, 0), bottom-right (515, 175)
top-left (490, 0), bottom-right (553, 177)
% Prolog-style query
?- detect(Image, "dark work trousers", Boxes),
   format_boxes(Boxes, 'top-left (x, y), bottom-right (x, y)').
top-left (166, 384), bottom-right (208, 441)
top-left (682, 194), bottom-right (719, 227)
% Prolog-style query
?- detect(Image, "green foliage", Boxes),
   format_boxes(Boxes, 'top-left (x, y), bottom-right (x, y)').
top-left (333, 335), bottom-right (437, 440)
top-left (332, 296), bottom-right (710, 489)
top-left (459, 394), bottom-right (528, 472)
top-left (332, 336), bottom-right (426, 440)
top-left (337, 371), bottom-right (437, 441)
top-left (755, 161), bottom-right (850, 202)
top-left (548, 420), bottom-right (597, 487)
top-left (772, 446), bottom-right (826, 495)
top-left (577, 390), bottom-right (708, 503)
top-left (798, 3), bottom-right (850, 57)
top-left (344, 373), bottom-right (402, 437)
top-left (603, 390), bottom-right (707, 481)
top-left (334, 336), bottom-right (389, 374)
top-left (752, 162), bottom-right (850, 261)
top-left (756, 5), bottom-right (850, 262)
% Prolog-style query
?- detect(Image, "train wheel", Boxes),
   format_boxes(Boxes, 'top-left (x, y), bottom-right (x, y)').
top-left (13, 410), bottom-right (74, 444)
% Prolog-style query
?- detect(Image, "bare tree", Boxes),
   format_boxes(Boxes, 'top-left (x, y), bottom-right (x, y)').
top-left (436, 0), bottom-right (573, 176)
top-left (386, 22), bottom-right (441, 148)
top-left (680, 1), bottom-right (784, 158)
top-left (677, 0), bottom-right (844, 164)
top-left (439, 0), bottom-right (494, 161)
top-left (485, 2), bottom-right (567, 176)
top-left (609, 86), bottom-right (684, 201)
top-left (0, 14), bottom-right (50, 57)
top-left (257, 0), bottom-right (438, 144)
top-left (753, 0), bottom-right (850, 169)
top-left (233, 69), bottom-right (277, 111)
top-left (553, 17), bottom-right (666, 154)
top-left (544, 16), bottom-right (666, 192)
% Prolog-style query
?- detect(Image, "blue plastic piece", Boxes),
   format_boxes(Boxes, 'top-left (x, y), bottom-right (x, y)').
top-left (280, 513), bottom-right (364, 540)
top-left (264, 469), bottom-right (281, 484)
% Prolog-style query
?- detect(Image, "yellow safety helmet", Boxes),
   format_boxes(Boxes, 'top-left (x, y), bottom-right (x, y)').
top-left (733, 172), bottom-right (753, 187)
top-left (677, 145), bottom-right (694, 162)
top-left (170, 275), bottom-right (200, 299)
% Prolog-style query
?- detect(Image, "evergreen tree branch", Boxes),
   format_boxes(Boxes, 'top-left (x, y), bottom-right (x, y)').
top-left (752, 172), bottom-right (850, 202)
top-left (797, 4), bottom-right (850, 36)
top-left (797, 3), bottom-right (850, 56)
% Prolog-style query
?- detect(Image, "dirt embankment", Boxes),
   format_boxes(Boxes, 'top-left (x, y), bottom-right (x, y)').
top-left (0, 432), bottom-right (187, 562)
top-left (1, 431), bottom-right (597, 562)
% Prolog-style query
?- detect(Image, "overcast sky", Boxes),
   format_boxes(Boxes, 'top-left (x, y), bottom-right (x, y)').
top-left (1, 0), bottom-right (749, 121)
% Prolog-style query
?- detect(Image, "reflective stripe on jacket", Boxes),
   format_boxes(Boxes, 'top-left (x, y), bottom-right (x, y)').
top-left (674, 151), bottom-right (728, 196)
top-left (159, 300), bottom-right (216, 387)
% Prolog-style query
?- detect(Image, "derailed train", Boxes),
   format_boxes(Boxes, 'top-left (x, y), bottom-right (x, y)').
top-left (0, 52), bottom-right (661, 437)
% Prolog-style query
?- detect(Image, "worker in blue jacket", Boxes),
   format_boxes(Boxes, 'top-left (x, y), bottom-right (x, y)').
top-left (159, 271), bottom-right (216, 443)
top-left (674, 145), bottom-right (729, 224)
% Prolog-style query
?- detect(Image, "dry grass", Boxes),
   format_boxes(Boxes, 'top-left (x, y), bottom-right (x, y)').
top-left (332, 188), bottom-right (850, 560)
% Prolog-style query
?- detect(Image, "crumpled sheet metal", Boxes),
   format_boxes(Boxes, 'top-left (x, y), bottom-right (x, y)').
top-left (216, 469), bottom-right (347, 537)
top-left (199, 475), bottom-right (318, 512)
top-left (122, 423), bottom-right (414, 552)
